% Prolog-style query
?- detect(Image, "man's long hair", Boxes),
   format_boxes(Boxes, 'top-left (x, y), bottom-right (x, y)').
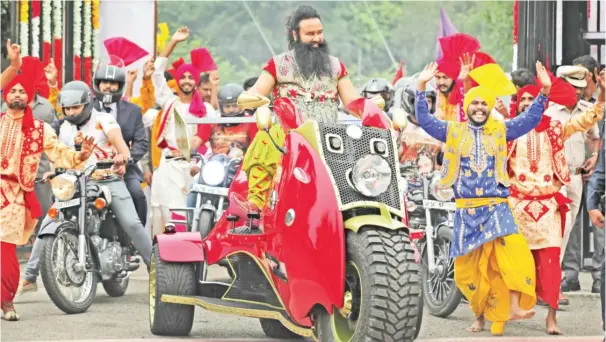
top-left (286, 4), bottom-right (332, 79)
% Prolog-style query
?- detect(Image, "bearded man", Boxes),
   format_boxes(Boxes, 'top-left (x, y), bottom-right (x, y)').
top-left (149, 26), bottom-right (217, 235)
top-left (507, 75), bottom-right (605, 335)
top-left (415, 61), bottom-right (552, 336)
top-left (434, 57), bottom-right (462, 121)
top-left (1, 59), bottom-right (94, 321)
top-left (250, 4), bottom-right (359, 121)
top-left (242, 4), bottom-right (360, 211)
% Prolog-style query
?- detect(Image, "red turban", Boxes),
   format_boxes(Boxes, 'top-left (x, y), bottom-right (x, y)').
top-left (436, 57), bottom-right (460, 80)
top-left (517, 84), bottom-right (540, 100)
top-left (2, 59), bottom-right (38, 131)
top-left (175, 63), bottom-right (206, 117)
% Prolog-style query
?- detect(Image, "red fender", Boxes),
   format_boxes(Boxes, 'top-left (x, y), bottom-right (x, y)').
top-left (154, 232), bottom-right (205, 262)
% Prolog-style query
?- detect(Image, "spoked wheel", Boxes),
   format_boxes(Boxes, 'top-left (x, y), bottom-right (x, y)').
top-left (421, 227), bottom-right (462, 317)
top-left (40, 231), bottom-right (97, 314)
top-left (313, 228), bottom-right (422, 342)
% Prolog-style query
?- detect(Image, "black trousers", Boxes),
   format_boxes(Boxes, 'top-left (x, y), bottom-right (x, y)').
top-left (124, 177), bottom-right (147, 226)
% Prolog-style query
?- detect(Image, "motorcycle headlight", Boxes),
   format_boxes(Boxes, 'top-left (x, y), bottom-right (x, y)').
top-left (351, 154), bottom-right (392, 197)
top-left (50, 174), bottom-right (77, 201)
top-left (201, 160), bottom-right (226, 186)
top-left (430, 175), bottom-right (454, 202)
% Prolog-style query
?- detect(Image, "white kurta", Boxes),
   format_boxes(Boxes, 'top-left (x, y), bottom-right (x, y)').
top-left (149, 57), bottom-right (217, 232)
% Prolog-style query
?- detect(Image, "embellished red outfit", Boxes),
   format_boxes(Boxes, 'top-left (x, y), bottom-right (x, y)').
top-left (262, 51), bottom-right (348, 123)
top-left (1, 71), bottom-right (84, 319)
top-left (507, 85), bottom-right (605, 309)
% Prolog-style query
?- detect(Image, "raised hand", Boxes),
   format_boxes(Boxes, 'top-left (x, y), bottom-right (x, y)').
top-left (418, 62), bottom-right (438, 84)
top-left (171, 26), bottom-right (190, 43)
top-left (127, 69), bottom-right (138, 84)
top-left (77, 136), bottom-right (96, 161)
top-left (598, 68), bottom-right (605, 90)
top-left (535, 61), bottom-right (551, 95)
top-left (143, 59), bottom-right (155, 80)
top-left (210, 70), bottom-right (220, 86)
top-left (44, 58), bottom-right (58, 86)
top-left (6, 39), bottom-right (21, 68)
top-left (458, 52), bottom-right (476, 80)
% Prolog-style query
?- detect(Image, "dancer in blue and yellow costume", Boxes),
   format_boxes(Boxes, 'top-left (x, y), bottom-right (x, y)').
top-left (414, 61), bottom-right (553, 335)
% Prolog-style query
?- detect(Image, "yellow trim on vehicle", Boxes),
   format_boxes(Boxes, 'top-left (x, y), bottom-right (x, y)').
top-left (343, 203), bottom-right (406, 232)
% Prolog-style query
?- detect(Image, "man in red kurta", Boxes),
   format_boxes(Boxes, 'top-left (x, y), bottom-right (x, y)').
top-left (1, 59), bottom-right (94, 321)
top-left (507, 78), bottom-right (605, 334)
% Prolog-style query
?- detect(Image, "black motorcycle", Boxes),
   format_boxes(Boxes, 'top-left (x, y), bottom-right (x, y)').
top-left (401, 163), bottom-right (463, 318)
top-left (38, 159), bottom-right (140, 314)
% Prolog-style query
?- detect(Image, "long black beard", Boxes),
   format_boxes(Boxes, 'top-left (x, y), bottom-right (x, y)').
top-left (293, 40), bottom-right (332, 79)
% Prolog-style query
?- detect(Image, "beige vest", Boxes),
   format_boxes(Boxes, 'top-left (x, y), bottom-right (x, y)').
top-left (273, 51), bottom-right (342, 124)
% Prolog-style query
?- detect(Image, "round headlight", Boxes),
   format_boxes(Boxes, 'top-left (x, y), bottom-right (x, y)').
top-left (201, 161), bottom-right (226, 186)
top-left (50, 174), bottom-right (77, 201)
top-left (351, 154), bottom-right (392, 197)
top-left (430, 175), bottom-right (454, 202)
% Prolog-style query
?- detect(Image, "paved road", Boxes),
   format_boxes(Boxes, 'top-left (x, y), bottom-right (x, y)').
top-left (3, 266), bottom-right (604, 341)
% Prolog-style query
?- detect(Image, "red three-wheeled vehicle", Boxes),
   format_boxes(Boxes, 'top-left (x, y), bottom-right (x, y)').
top-left (148, 93), bottom-right (422, 341)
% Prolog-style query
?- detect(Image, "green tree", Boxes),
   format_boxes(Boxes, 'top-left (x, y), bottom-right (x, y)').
top-left (158, 1), bottom-right (514, 88)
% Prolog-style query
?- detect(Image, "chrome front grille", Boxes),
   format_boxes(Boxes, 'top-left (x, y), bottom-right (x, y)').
top-left (317, 123), bottom-right (402, 211)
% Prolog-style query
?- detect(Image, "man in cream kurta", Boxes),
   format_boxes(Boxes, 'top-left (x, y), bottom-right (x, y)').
top-left (508, 80), bottom-right (605, 334)
top-left (1, 73), bottom-right (93, 321)
top-left (149, 49), bottom-right (217, 235)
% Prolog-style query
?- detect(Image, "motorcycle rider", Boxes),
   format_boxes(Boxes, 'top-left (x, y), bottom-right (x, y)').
top-left (361, 78), bottom-right (395, 114)
top-left (198, 83), bottom-right (258, 159)
top-left (20, 82), bottom-right (153, 291)
top-left (398, 82), bottom-right (442, 166)
top-left (91, 58), bottom-right (149, 227)
top-left (188, 84), bottom-right (258, 207)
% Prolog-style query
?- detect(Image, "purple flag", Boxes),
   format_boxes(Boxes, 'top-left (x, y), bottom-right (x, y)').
top-left (435, 7), bottom-right (459, 60)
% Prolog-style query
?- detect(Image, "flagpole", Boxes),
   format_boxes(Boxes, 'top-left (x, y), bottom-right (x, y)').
top-left (242, 0), bottom-right (275, 56)
top-left (362, 0), bottom-right (397, 68)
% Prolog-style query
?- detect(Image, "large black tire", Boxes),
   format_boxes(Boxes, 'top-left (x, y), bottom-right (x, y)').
top-left (421, 226), bottom-right (463, 318)
top-left (259, 318), bottom-right (304, 339)
top-left (314, 228), bottom-right (422, 342)
top-left (149, 244), bottom-right (196, 336)
top-left (102, 278), bottom-right (129, 297)
top-left (40, 233), bottom-right (98, 314)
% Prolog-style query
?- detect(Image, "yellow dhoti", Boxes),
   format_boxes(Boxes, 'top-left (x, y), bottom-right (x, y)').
top-left (454, 233), bottom-right (536, 332)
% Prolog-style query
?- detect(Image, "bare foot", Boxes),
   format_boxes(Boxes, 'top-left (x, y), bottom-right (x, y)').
top-left (509, 308), bottom-right (535, 321)
top-left (466, 315), bottom-right (485, 332)
top-left (546, 315), bottom-right (562, 335)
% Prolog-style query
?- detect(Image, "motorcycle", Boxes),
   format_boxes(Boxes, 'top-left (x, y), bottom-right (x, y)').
top-left (149, 95), bottom-right (423, 341)
top-left (38, 159), bottom-right (140, 314)
top-left (401, 162), bottom-right (463, 318)
top-left (170, 153), bottom-right (241, 237)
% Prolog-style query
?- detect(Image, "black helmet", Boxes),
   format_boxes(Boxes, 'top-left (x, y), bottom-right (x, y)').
top-left (59, 81), bottom-right (94, 126)
top-left (400, 81), bottom-right (437, 117)
top-left (361, 78), bottom-right (394, 111)
top-left (218, 83), bottom-right (245, 117)
top-left (92, 55), bottom-right (126, 105)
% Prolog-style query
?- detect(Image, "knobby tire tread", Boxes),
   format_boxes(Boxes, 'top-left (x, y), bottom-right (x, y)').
top-left (353, 228), bottom-right (421, 342)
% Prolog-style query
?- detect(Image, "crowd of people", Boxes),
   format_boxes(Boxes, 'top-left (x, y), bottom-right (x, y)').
top-left (1, 3), bottom-right (605, 339)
